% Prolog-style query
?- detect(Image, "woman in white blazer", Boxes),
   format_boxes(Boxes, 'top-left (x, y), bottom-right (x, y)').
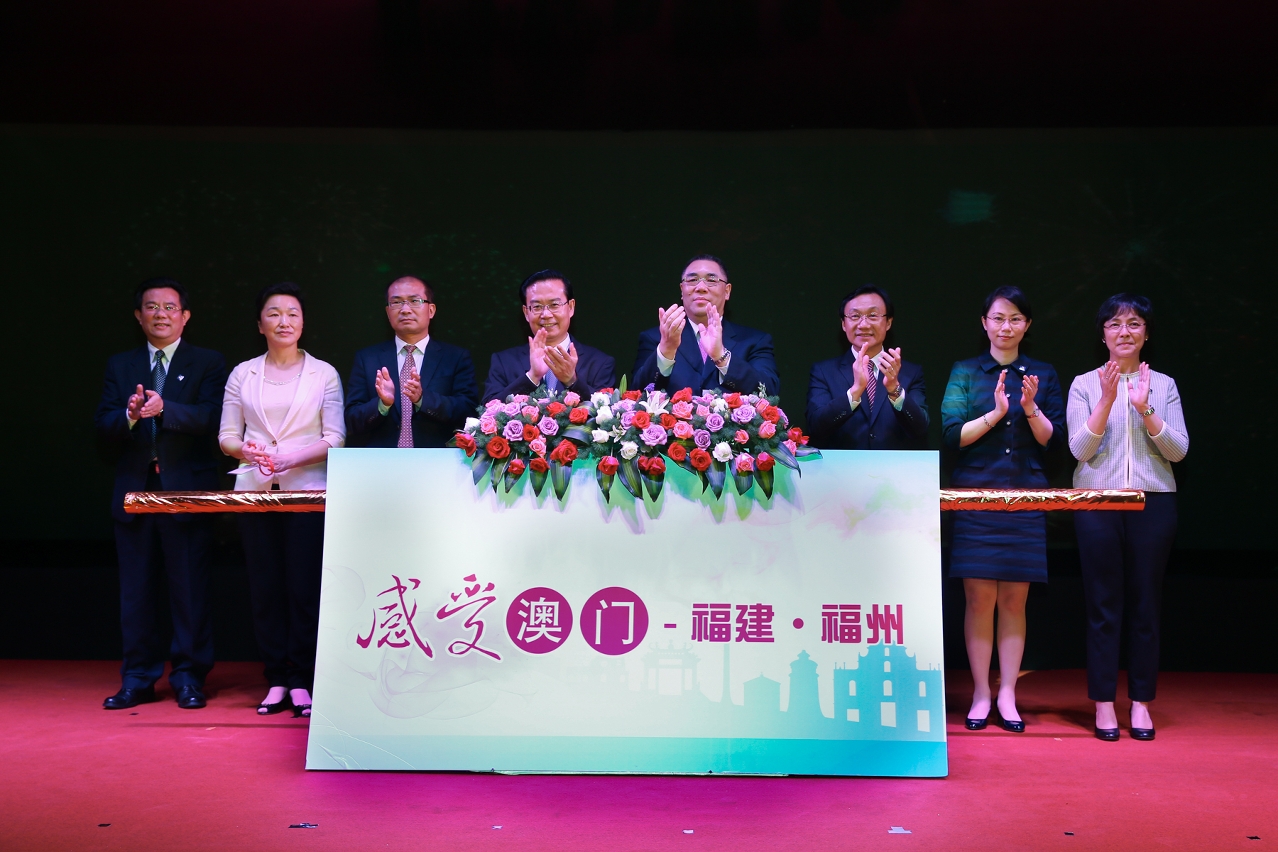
top-left (219, 282), bottom-right (345, 718)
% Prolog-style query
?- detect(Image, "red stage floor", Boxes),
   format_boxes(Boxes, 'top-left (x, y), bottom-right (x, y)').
top-left (0, 660), bottom-right (1274, 851)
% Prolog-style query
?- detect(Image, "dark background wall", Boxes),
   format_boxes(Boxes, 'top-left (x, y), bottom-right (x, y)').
top-left (1, 0), bottom-right (1274, 670)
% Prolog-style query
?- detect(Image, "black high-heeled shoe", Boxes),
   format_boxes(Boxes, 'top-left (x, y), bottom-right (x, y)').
top-left (1094, 725), bottom-right (1120, 741)
top-left (257, 693), bottom-right (291, 716)
top-left (1130, 726), bottom-right (1155, 741)
top-left (965, 716), bottom-right (989, 730)
top-left (999, 717), bottom-right (1026, 733)
top-left (292, 703), bottom-right (311, 718)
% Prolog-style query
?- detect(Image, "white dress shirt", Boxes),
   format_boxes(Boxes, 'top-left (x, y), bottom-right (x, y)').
top-left (528, 334), bottom-right (573, 389)
top-left (656, 323), bottom-right (731, 378)
top-left (846, 350), bottom-right (906, 413)
top-left (126, 338), bottom-right (182, 427)
top-left (377, 335), bottom-right (431, 416)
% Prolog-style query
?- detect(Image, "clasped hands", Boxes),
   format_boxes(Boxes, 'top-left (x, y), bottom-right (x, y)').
top-left (527, 328), bottom-right (578, 387)
top-left (241, 440), bottom-right (283, 476)
top-left (657, 303), bottom-right (726, 364)
top-left (1096, 360), bottom-right (1152, 412)
top-left (126, 384), bottom-right (164, 421)
top-left (375, 366), bottom-right (421, 408)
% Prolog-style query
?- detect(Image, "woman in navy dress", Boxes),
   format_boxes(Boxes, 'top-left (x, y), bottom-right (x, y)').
top-left (941, 287), bottom-right (1065, 732)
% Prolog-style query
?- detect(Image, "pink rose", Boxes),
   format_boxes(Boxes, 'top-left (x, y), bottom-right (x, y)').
top-left (563, 392), bottom-right (581, 407)
top-left (673, 421), bottom-right (694, 439)
top-left (734, 430), bottom-right (749, 444)
top-left (783, 439), bottom-right (798, 454)
top-left (485, 398), bottom-right (503, 411)
top-left (735, 454), bottom-right (755, 473)
top-left (512, 395), bottom-right (530, 404)
top-left (671, 401), bottom-right (694, 420)
top-left (758, 421), bottom-right (776, 439)
top-left (529, 437), bottom-right (547, 456)
top-left (695, 405), bottom-right (711, 418)
top-left (521, 405), bottom-right (540, 421)
top-left (479, 415), bottom-right (498, 435)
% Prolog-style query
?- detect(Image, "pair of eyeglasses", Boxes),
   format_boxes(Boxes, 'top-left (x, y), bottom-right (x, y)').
top-left (985, 315), bottom-right (1028, 328)
top-left (142, 303), bottom-right (182, 314)
top-left (388, 297), bottom-right (431, 309)
top-left (1103, 320), bottom-right (1146, 332)
top-left (526, 301), bottom-right (567, 314)
top-left (843, 313), bottom-right (885, 324)
top-left (680, 274), bottom-right (728, 289)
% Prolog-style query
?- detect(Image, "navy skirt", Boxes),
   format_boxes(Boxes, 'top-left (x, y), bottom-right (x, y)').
top-left (948, 466), bottom-right (1049, 584)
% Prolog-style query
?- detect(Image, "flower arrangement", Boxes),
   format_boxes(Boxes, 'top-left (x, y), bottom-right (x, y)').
top-left (451, 380), bottom-right (820, 503)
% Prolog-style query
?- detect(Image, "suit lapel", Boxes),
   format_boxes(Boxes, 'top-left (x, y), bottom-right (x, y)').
top-left (245, 354), bottom-right (273, 439)
top-left (163, 342), bottom-right (191, 399)
top-left (276, 352), bottom-right (317, 438)
top-left (416, 339), bottom-right (442, 391)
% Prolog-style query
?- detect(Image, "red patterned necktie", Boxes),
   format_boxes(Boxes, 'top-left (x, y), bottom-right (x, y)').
top-left (865, 358), bottom-right (877, 410)
top-left (398, 345), bottom-right (416, 449)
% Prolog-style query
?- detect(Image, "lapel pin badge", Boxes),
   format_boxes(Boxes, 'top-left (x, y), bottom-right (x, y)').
top-left (178, 375), bottom-right (185, 381)
top-left (1018, 366), bottom-right (1025, 372)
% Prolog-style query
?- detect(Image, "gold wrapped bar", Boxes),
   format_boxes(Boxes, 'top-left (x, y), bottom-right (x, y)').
top-left (940, 488), bottom-right (1144, 511)
top-left (124, 490), bottom-right (327, 514)
top-left (125, 487), bottom-right (1144, 514)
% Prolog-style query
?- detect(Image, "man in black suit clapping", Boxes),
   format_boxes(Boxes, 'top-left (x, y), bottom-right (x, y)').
top-left (346, 276), bottom-right (478, 448)
top-left (94, 278), bottom-right (226, 710)
top-left (482, 269), bottom-right (616, 403)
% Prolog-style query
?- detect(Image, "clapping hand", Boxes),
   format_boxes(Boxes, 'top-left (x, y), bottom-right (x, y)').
top-left (1097, 360), bottom-right (1121, 406)
top-left (528, 327), bottom-right (550, 383)
top-left (127, 384), bottom-right (147, 421)
top-left (1127, 362), bottom-right (1151, 411)
top-left (374, 367), bottom-right (397, 408)
top-left (1020, 374), bottom-right (1040, 414)
top-left (701, 304), bottom-right (726, 362)
top-left (544, 341), bottom-right (579, 387)
top-left (850, 344), bottom-right (871, 400)
top-left (138, 389), bottom-right (164, 419)
top-left (402, 368), bottom-right (422, 405)
top-left (657, 304), bottom-right (686, 362)
top-left (992, 369), bottom-right (1010, 419)
top-left (880, 347), bottom-right (903, 395)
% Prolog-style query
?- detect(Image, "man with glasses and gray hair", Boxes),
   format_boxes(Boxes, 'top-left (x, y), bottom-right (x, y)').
top-left (482, 269), bottom-right (616, 402)
top-left (345, 276), bottom-right (477, 448)
top-left (806, 285), bottom-right (928, 450)
top-left (632, 254), bottom-right (780, 396)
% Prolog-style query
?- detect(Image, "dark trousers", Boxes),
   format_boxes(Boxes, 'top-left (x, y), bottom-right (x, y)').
top-left (238, 512), bottom-right (325, 691)
top-left (112, 489), bottom-right (215, 690)
top-left (1075, 491), bottom-right (1178, 702)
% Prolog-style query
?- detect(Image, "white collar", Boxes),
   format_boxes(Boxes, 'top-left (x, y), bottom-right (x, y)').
top-left (395, 335), bottom-right (429, 354)
top-left (546, 333), bottom-right (572, 353)
top-left (146, 338), bottom-right (181, 364)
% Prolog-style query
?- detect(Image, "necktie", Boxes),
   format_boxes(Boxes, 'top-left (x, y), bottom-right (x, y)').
top-left (150, 349), bottom-right (166, 458)
top-left (398, 345), bottom-right (416, 449)
top-left (865, 358), bottom-right (877, 411)
top-left (693, 324), bottom-right (709, 363)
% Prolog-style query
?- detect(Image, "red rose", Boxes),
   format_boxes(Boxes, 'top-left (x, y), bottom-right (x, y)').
top-left (689, 448), bottom-right (712, 472)
top-left (725, 392), bottom-right (743, 409)
top-left (660, 413), bottom-right (677, 430)
top-left (550, 440), bottom-right (578, 465)
top-left (734, 454), bottom-right (755, 473)
top-left (734, 429), bottom-right (749, 444)
top-left (756, 452), bottom-right (775, 472)
top-left (529, 457), bottom-right (550, 473)
top-left (622, 390), bottom-right (642, 401)
top-left (672, 387), bottom-right (694, 403)
top-left (486, 436), bottom-right (510, 459)
top-left (506, 457), bottom-right (526, 476)
top-left (631, 410), bottom-right (651, 429)
top-left (522, 423), bottom-right (540, 442)
top-left (667, 443), bottom-right (688, 463)
top-left (646, 456), bottom-right (666, 476)
top-left (598, 456), bottom-right (619, 476)
top-left (636, 456), bottom-right (650, 474)
top-left (455, 433), bottom-right (477, 456)
top-left (787, 427), bottom-right (804, 443)
top-left (569, 406), bottom-right (590, 425)
top-left (598, 387), bottom-right (615, 395)
top-left (546, 402), bottom-right (567, 417)
top-left (762, 407), bottom-right (780, 423)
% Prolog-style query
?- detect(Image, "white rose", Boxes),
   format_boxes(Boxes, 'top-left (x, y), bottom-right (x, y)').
top-left (590, 392), bottom-right (610, 408)
top-left (620, 441), bottom-right (639, 460)
top-left (711, 398), bottom-right (729, 413)
top-left (592, 429), bottom-right (611, 444)
top-left (464, 417), bottom-right (481, 433)
top-left (712, 442), bottom-right (733, 463)
top-left (594, 405), bottom-right (614, 425)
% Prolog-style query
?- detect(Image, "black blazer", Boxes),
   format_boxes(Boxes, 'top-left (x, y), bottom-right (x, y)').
top-left (806, 351), bottom-right (929, 450)
top-left (94, 342), bottom-right (227, 523)
top-left (345, 338), bottom-right (477, 448)
top-left (632, 319), bottom-right (780, 397)
top-left (482, 339), bottom-right (617, 403)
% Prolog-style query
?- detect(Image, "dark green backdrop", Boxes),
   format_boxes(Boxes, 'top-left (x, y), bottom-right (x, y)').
top-left (4, 125), bottom-right (1273, 547)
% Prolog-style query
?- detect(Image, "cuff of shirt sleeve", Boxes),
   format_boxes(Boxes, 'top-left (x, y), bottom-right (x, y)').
top-left (656, 352), bottom-right (675, 377)
top-left (126, 411), bottom-right (138, 428)
top-left (377, 400), bottom-right (390, 416)
top-left (845, 389), bottom-right (861, 412)
top-left (715, 352), bottom-right (730, 378)
top-left (890, 392), bottom-right (905, 411)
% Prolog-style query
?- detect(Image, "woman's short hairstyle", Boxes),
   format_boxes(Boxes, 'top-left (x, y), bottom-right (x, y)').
top-left (1096, 293), bottom-right (1153, 333)
top-left (257, 281), bottom-right (305, 317)
top-left (982, 286), bottom-right (1033, 321)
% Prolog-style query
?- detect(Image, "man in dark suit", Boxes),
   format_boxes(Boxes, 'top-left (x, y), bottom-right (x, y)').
top-left (806, 285), bottom-right (928, 450)
top-left (482, 269), bottom-right (616, 402)
top-left (632, 254), bottom-right (780, 396)
top-left (346, 276), bottom-right (478, 448)
top-left (94, 278), bottom-right (226, 710)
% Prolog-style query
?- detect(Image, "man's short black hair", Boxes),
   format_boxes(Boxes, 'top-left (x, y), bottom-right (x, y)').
top-left (683, 254), bottom-right (729, 282)
top-left (387, 276), bottom-right (435, 303)
top-left (257, 281), bottom-right (305, 317)
top-left (134, 277), bottom-right (189, 311)
top-left (519, 269), bottom-right (573, 304)
top-left (840, 285), bottom-right (895, 319)
top-left (982, 286), bottom-right (1033, 321)
top-left (1096, 293), bottom-right (1153, 334)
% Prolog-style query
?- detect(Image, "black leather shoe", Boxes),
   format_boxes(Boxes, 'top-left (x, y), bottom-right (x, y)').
top-left (965, 716), bottom-right (989, 730)
top-left (999, 717), bottom-right (1026, 733)
top-left (257, 695), bottom-right (291, 716)
top-left (104, 685), bottom-right (156, 710)
top-left (1130, 726), bottom-right (1156, 741)
top-left (175, 685), bottom-right (207, 709)
top-left (1094, 725), bottom-right (1120, 741)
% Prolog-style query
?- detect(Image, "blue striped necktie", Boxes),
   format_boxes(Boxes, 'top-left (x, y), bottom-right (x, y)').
top-left (150, 350), bottom-right (166, 458)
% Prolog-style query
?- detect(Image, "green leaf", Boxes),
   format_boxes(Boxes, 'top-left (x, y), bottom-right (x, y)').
top-left (618, 457), bottom-right (642, 499)
top-left (795, 446), bottom-right (823, 459)
top-left (641, 472), bottom-right (665, 502)
top-left (596, 468), bottom-right (614, 502)
top-left (756, 467), bottom-right (774, 499)
top-left (675, 456), bottom-right (703, 490)
top-left (732, 469), bottom-right (753, 495)
top-left (529, 465), bottom-right (548, 497)
top-left (503, 463), bottom-right (526, 492)
top-left (706, 460), bottom-right (726, 499)
top-left (471, 452), bottom-right (493, 485)
top-left (550, 460), bottom-right (572, 500)
top-left (618, 374), bottom-right (628, 393)
top-left (773, 442), bottom-right (800, 473)
top-left (562, 426), bottom-right (592, 445)
top-left (490, 457), bottom-right (509, 491)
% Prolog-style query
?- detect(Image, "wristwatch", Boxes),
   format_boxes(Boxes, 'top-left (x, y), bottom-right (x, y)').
top-left (712, 349), bottom-right (731, 369)
top-left (1142, 404), bottom-right (1156, 417)
top-left (887, 385), bottom-right (904, 401)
